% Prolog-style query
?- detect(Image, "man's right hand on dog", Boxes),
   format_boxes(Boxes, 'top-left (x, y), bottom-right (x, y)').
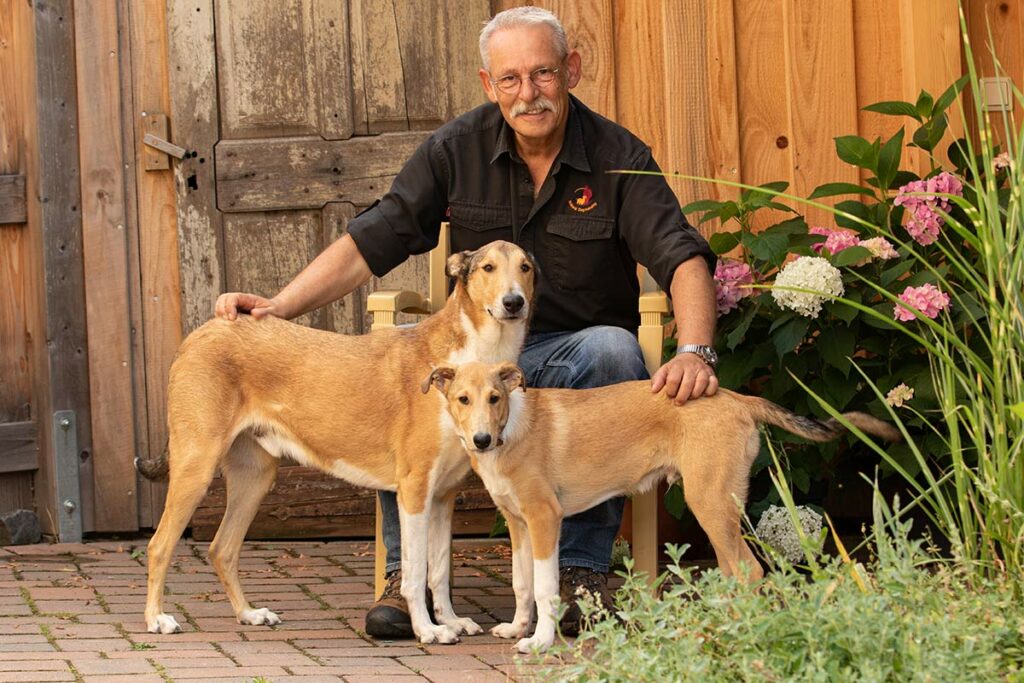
top-left (215, 292), bottom-right (281, 321)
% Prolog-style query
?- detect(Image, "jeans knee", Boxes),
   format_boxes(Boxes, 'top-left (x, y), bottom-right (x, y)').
top-left (578, 326), bottom-right (648, 384)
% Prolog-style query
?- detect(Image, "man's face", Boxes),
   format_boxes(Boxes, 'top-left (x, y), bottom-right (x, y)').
top-left (479, 25), bottom-right (581, 148)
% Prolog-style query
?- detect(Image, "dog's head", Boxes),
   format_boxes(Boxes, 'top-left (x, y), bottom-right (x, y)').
top-left (446, 241), bottom-right (536, 324)
top-left (421, 361), bottom-right (525, 454)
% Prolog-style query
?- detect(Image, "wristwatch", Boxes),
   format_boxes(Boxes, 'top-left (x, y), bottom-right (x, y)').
top-left (676, 343), bottom-right (718, 369)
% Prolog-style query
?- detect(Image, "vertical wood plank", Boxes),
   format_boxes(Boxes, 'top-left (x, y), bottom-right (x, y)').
top-left (614, 0), bottom-right (667, 173)
top-left (28, 0), bottom-right (94, 534)
top-left (443, 1), bottom-right (491, 118)
top-left (322, 202), bottom-right (365, 335)
top-left (546, 0), bottom-right (617, 120)
top-left (705, 0), bottom-right (742, 209)
top-left (964, 0), bottom-right (1023, 149)
top-left (123, 0), bottom-right (179, 527)
top-left (734, 0), bottom-right (794, 229)
top-left (74, 0), bottom-right (137, 530)
top-left (167, 0), bottom-right (224, 335)
top-left (786, 0), bottom-right (859, 227)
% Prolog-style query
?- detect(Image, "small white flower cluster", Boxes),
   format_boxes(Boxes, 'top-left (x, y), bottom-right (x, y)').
top-left (755, 504), bottom-right (824, 564)
top-left (885, 383), bottom-right (914, 408)
top-left (771, 256), bottom-right (845, 318)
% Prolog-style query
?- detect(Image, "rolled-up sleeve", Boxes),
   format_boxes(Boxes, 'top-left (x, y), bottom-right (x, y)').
top-left (617, 148), bottom-right (715, 291)
top-left (348, 135), bottom-right (449, 277)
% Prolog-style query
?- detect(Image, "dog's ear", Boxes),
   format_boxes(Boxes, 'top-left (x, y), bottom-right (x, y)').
top-left (495, 363), bottom-right (525, 393)
top-left (446, 250), bottom-right (474, 281)
top-left (421, 365), bottom-right (457, 395)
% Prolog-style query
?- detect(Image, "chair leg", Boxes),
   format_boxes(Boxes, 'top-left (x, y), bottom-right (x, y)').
top-left (374, 495), bottom-right (387, 599)
top-left (631, 490), bottom-right (659, 579)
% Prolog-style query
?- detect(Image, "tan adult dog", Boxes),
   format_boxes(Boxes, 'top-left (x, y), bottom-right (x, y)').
top-left (423, 361), bottom-right (901, 652)
top-left (137, 242), bottom-right (536, 645)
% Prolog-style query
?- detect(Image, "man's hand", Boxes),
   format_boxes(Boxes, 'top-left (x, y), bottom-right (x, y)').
top-left (650, 352), bottom-right (718, 405)
top-left (214, 292), bottom-right (282, 321)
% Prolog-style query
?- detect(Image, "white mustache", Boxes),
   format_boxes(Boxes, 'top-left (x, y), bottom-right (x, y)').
top-left (511, 98), bottom-right (555, 117)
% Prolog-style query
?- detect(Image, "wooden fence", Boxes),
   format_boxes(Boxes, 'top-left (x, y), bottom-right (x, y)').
top-left (1, 0), bottom-right (1020, 536)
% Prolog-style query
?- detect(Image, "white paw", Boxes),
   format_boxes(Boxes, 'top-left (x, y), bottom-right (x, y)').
top-left (516, 634), bottom-right (553, 654)
top-left (491, 622), bottom-right (528, 639)
top-left (147, 613), bottom-right (181, 634)
top-left (238, 607), bottom-right (281, 626)
top-left (417, 624), bottom-right (460, 644)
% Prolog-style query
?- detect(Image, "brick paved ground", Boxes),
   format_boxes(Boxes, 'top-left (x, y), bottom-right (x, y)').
top-left (0, 538), bottom-right (579, 683)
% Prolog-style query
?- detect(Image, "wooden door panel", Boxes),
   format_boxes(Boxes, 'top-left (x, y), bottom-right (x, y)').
top-left (215, 132), bottom-right (429, 212)
top-left (215, 0), bottom-right (353, 140)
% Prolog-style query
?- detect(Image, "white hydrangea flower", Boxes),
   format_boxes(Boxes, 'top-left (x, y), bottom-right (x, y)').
top-left (885, 383), bottom-right (914, 408)
top-left (755, 505), bottom-right (824, 564)
top-left (772, 256), bottom-right (845, 318)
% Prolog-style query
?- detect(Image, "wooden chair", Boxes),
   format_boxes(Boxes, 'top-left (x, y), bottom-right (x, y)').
top-left (365, 222), bottom-right (668, 598)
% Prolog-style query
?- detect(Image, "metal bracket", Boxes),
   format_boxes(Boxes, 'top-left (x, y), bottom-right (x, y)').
top-left (142, 112), bottom-right (186, 170)
top-left (53, 411), bottom-right (82, 542)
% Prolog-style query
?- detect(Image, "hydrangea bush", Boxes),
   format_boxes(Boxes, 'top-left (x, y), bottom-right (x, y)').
top-left (666, 76), bottom-right (1004, 523)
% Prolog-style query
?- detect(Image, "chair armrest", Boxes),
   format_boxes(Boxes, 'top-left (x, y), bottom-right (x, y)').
top-left (367, 290), bottom-right (432, 330)
top-left (639, 290), bottom-right (670, 315)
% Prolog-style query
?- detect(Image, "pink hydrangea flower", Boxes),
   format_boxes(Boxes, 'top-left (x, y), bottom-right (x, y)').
top-left (893, 172), bottom-right (963, 246)
top-left (714, 260), bottom-right (755, 316)
top-left (893, 283), bottom-right (951, 322)
top-left (993, 152), bottom-right (1011, 171)
top-left (859, 237), bottom-right (898, 260)
top-left (809, 226), bottom-right (861, 254)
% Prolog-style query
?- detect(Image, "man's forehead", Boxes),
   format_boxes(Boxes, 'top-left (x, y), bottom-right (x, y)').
top-left (486, 24), bottom-right (560, 70)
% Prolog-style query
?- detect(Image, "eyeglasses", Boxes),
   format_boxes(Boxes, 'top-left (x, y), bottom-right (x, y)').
top-left (489, 67), bottom-right (560, 95)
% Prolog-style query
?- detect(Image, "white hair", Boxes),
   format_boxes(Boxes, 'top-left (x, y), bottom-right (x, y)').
top-left (479, 6), bottom-right (569, 71)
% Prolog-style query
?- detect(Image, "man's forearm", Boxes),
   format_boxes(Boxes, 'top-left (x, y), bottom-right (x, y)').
top-left (274, 234), bottom-right (373, 319)
top-left (669, 257), bottom-right (716, 345)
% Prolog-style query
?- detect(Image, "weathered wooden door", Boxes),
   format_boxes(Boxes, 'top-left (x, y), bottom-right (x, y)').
top-left (165, 0), bottom-right (495, 539)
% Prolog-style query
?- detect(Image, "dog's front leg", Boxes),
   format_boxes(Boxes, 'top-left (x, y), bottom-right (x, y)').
top-left (516, 505), bottom-right (562, 653)
top-left (428, 491), bottom-right (483, 636)
top-left (398, 490), bottom-right (460, 644)
top-left (491, 511), bottom-right (533, 640)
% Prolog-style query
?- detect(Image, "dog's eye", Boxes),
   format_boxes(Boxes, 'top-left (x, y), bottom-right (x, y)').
top-left (482, 263), bottom-right (494, 273)
top-left (458, 396), bottom-right (470, 405)
top-left (520, 263), bottom-right (531, 273)
top-left (489, 394), bottom-right (500, 404)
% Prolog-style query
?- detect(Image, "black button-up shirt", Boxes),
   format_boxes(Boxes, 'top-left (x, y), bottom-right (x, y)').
top-left (348, 95), bottom-right (714, 334)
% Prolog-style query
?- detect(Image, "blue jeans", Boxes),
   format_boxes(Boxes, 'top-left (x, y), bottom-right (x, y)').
top-left (379, 326), bottom-right (650, 574)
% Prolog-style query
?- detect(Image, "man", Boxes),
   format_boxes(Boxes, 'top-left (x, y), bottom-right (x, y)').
top-left (215, 6), bottom-right (718, 638)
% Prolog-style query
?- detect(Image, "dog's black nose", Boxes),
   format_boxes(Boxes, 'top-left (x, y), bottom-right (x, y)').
top-left (502, 294), bottom-right (524, 314)
top-left (473, 433), bottom-right (492, 450)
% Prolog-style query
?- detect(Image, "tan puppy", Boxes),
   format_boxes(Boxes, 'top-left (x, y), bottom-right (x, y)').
top-left (423, 361), bottom-right (901, 652)
top-left (137, 242), bottom-right (535, 645)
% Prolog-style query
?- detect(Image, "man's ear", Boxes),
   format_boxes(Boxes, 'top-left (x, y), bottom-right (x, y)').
top-left (495, 363), bottom-right (526, 393)
top-left (479, 68), bottom-right (499, 104)
top-left (421, 366), bottom-right (457, 395)
top-left (446, 250), bottom-right (474, 281)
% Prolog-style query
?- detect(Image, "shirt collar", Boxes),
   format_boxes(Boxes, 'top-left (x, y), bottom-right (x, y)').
top-left (489, 95), bottom-right (592, 174)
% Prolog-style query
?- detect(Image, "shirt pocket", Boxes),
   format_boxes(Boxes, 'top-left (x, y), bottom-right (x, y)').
top-left (449, 201), bottom-right (513, 252)
top-left (544, 215), bottom-right (618, 291)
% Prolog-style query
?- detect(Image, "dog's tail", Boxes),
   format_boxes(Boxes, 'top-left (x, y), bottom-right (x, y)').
top-left (135, 444), bottom-right (170, 481)
top-left (749, 396), bottom-right (902, 443)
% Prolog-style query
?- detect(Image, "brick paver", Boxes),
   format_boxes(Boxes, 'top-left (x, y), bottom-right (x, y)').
top-left (0, 539), bottom-right (560, 682)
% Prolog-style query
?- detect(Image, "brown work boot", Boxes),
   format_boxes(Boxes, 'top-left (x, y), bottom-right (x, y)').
top-left (365, 570), bottom-right (434, 639)
top-left (558, 566), bottom-right (615, 637)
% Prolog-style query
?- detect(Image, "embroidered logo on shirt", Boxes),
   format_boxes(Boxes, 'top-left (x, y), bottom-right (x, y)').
top-left (568, 185), bottom-right (597, 213)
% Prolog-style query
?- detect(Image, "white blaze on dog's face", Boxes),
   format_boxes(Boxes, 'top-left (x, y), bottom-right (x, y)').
top-left (447, 242), bottom-right (536, 323)
top-left (422, 361), bottom-right (524, 453)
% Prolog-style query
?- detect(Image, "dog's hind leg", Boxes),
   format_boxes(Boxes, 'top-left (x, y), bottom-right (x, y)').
top-left (490, 511), bottom-right (533, 640)
top-left (208, 435), bottom-right (280, 627)
top-left (427, 490), bottom-right (483, 636)
top-left (681, 441), bottom-right (763, 583)
top-left (145, 431), bottom-right (230, 634)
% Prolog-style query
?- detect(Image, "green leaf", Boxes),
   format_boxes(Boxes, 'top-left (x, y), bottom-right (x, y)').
top-left (914, 89), bottom-right (935, 118)
top-left (876, 128), bottom-right (905, 191)
top-left (933, 74), bottom-right (970, 116)
top-left (724, 301), bottom-right (759, 350)
top-left (758, 181), bottom-right (790, 194)
top-left (791, 467), bottom-right (811, 494)
top-left (744, 231), bottom-right (789, 266)
top-left (808, 182), bottom-right (876, 200)
top-left (664, 483), bottom-right (687, 520)
top-left (946, 138), bottom-right (970, 173)
top-left (1010, 403), bottom-right (1024, 420)
top-left (832, 245), bottom-right (872, 267)
top-left (862, 100), bottom-right (922, 121)
top-left (682, 199), bottom-right (725, 214)
top-left (763, 217), bottom-right (808, 236)
top-left (835, 135), bottom-right (880, 171)
top-left (834, 200), bottom-right (873, 231)
top-left (816, 327), bottom-right (856, 377)
top-left (881, 260), bottom-right (915, 286)
top-left (773, 317), bottom-right (810, 358)
top-left (709, 231), bottom-right (742, 255)
top-left (911, 115), bottom-right (948, 152)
